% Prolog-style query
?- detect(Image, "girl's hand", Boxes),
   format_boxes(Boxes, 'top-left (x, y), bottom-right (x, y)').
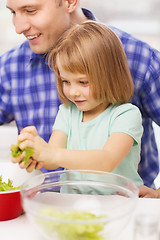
top-left (18, 126), bottom-right (48, 163)
top-left (15, 126), bottom-right (59, 171)
top-left (12, 155), bottom-right (44, 172)
top-left (11, 144), bottom-right (44, 172)
top-left (11, 126), bottom-right (47, 172)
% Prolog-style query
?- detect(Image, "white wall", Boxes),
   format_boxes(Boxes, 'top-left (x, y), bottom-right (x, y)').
top-left (0, 126), bottom-right (18, 162)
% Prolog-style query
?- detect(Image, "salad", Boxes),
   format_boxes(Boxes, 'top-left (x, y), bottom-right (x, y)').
top-left (0, 175), bottom-right (21, 191)
top-left (37, 206), bottom-right (107, 240)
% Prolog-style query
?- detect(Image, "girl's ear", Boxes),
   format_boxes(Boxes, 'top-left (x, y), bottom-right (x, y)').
top-left (64, 0), bottom-right (79, 13)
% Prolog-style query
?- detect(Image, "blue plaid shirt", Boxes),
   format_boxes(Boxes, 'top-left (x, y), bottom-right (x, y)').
top-left (0, 9), bottom-right (160, 188)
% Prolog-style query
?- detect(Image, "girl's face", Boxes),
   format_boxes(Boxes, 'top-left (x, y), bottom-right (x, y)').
top-left (57, 58), bottom-right (108, 121)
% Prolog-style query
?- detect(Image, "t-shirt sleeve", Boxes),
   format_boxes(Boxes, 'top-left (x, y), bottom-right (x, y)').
top-left (52, 104), bottom-right (70, 136)
top-left (109, 104), bottom-right (143, 145)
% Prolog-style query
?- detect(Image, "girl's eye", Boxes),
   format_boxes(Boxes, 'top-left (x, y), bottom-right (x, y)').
top-left (80, 81), bottom-right (89, 85)
top-left (62, 80), bottom-right (70, 84)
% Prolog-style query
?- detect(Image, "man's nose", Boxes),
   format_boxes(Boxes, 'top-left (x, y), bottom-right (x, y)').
top-left (13, 14), bottom-right (30, 35)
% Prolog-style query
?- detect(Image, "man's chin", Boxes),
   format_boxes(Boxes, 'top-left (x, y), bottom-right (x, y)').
top-left (29, 44), bottom-right (47, 55)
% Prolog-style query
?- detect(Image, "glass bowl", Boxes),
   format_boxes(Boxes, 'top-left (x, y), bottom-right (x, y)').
top-left (21, 170), bottom-right (138, 240)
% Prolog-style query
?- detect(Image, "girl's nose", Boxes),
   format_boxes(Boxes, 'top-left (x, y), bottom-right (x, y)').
top-left (69, 87), bottom-right (80, 97)
top-left (13, 14), bottom-right (30, 35)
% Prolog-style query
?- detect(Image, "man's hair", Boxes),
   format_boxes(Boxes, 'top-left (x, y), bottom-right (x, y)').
top-left (48, 21), bottom-right (134, 105)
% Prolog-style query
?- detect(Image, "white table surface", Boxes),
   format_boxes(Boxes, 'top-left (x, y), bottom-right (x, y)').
top-left (1, 198), bottom-right (160, 240)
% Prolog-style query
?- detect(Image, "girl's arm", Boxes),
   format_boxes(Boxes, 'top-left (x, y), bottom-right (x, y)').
top-left (47, 132), bottom-right (134, 171)
top-left (48, 129), bottom-right (68, 148)
top-left (17, 127), bottom-right (134, 172)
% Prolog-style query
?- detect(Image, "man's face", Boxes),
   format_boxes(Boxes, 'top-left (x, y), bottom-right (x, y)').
top-left (6, 0), bottom-right (71, 54)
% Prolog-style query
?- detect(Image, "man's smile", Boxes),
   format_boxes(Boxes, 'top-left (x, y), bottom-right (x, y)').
top-left (26, 33), bottom-right (41, 40)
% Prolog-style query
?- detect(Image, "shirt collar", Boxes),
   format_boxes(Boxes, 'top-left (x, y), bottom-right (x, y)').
top-left (28, 48), bottom-right (47, 66)
top-left (82, 8), bottom-right (96, 21)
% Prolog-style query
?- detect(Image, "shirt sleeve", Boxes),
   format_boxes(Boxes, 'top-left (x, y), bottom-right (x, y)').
top-left (0, 53), bottom-right (13, 124)
top-left (139, 48), bottom-right (160, 125)
top-left (110, 25), bottom-right (160, 125)
top-left (52, 104), bottom-right (70, 136)
top-left (109, 104), bottom-right (143, 145)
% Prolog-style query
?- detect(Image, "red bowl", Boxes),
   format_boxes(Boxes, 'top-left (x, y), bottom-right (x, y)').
top-left (0, 190), bottom-right (23, 221)
top-left (0, 162), bottom-right (42, 221)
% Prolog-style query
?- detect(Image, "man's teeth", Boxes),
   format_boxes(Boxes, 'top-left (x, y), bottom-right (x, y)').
top-left (27, 34), bottom-right (40, 40)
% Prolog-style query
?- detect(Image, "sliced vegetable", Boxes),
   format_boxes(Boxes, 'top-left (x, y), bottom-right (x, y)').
top-left (37, 207), bottom-right (107, 240)
top-left (11, 142), bottom-right (34, 164)
top-left (0, 175), bottom-right (21, 191)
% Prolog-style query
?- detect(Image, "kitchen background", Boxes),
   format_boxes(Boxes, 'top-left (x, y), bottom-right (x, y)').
top-left (0, 0), bottom-right (160, 186)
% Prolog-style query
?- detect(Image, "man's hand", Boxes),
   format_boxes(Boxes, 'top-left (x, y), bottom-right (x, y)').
top-left (139, 185), bottom-right (160, 198)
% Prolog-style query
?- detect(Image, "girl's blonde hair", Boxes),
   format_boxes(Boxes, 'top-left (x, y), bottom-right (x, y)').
top-left (48, 21), bottom-right (134, 105)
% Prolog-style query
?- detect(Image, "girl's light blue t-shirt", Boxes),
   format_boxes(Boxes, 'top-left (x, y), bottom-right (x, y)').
top-left (53, 103), bottom-right (143, 193)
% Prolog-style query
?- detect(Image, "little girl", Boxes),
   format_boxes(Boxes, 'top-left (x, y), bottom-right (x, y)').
top-left (13, 21), bottom-right (143, 189)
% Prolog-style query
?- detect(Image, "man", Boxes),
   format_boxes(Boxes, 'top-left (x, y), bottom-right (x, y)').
top-left (1, 0), bottom-right (160, 188)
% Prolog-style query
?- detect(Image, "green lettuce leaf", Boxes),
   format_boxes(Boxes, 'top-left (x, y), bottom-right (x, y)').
top-left (0, 175), bottom-right (21, 191)
top-left (11, 142), bottom-right (34, 164)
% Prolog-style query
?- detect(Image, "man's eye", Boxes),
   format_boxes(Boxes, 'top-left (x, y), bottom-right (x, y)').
top-left (26, 9), bottom-right (36, 13)
top-left (10, 10), bottom-right (15, 14)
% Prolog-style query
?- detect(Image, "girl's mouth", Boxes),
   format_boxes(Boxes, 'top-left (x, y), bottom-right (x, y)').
top-left (74, 100), bottom-right (86, 104)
